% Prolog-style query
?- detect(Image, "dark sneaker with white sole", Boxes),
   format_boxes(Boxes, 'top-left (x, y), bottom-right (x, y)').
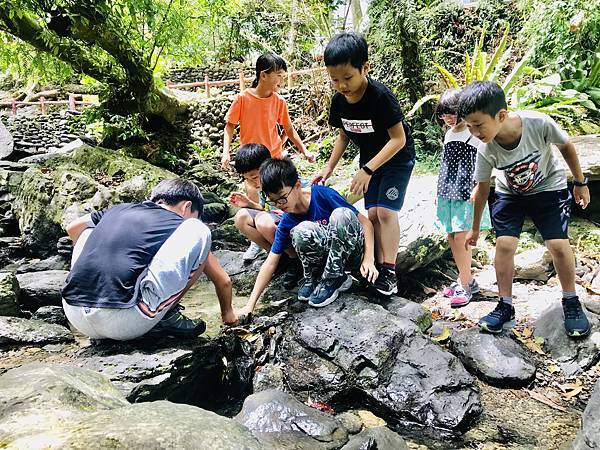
top-left (309, 274), bottom-right (353, 308)
top-left (479, 300), bottom-right (515, 333)
top-left (563, 296), bottom-right (591, 338)
top-left (148, 305), bottom-right (206, 338)
top-left (282, 257), bottom-right (303, 289)
top-left (298, 277), bottom-right (319, 302)
top-left (372, 266), bottom-right (398, 296)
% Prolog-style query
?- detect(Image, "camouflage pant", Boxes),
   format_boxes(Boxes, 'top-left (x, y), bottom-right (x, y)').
top-left (291, 207), bottom-right (364, 280)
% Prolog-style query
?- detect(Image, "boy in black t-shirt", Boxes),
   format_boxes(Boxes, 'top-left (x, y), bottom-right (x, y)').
top-left (313, 32), bottom-right (415, 295)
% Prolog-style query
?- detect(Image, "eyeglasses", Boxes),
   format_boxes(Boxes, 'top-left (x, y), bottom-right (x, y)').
top-left (264, 186), bottom-right (294, 207)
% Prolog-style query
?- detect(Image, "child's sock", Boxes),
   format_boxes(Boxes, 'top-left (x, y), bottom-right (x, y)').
top-left (500, 296), bottom-right (513, 305)
top-left (562, 291), bottom-right (577, 300)
top-left (382, 262), bottom-right (395, 270)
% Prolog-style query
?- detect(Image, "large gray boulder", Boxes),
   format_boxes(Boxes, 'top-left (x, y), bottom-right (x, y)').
top-left (572, 377), bottom-right (600, 449)
top-left (278, 293), bottom-right (481, 431)
top-left (235, 389), bottom-right (349, 449)
top-left (16, 269), bottom-right (69, 311)
top-left (534, 302), bottom-right (600, 375)
top-left (0, 363), bottom-right (262, 449)
top-left (450, 328), bottom-right (536, 387)
top-left (0, 316), bottom-right (72, 345)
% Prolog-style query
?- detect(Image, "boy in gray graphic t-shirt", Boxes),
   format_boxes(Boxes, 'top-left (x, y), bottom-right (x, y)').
top-left (459, 81), bottom-right (591, 339)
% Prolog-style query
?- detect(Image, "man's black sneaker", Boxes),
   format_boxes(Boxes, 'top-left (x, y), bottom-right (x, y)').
top-left (281, 257), bottom-right (303, 289)
top-left (149, 305), bottom-right (206, 338)
top-left (298, 277), bottom-right (318, 302)
top-left (563, 296), bottom-right (591, 338)
top-left (309, 274), bottom-right (353, 308)
top-left (372, 266), bottom-right (398, 296)
top-left (478, 300), bottom-right (515, 333)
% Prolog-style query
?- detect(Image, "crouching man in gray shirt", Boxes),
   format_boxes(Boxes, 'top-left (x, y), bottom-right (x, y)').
top-left (62, 179), bottom-right (238, 340)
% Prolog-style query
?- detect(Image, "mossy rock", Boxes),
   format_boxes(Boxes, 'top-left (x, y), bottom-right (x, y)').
top-left (14, 145), bottom-right (176, 255)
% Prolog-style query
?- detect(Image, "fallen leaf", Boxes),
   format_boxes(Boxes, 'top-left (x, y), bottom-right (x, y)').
top-left (422, 286), bottom-right (436, 296)
top-left (562, 386), bottom-right (583, 400)
top-left (357, 410), bottom-right (386, 428)
top-left (431, 327), bottom-right (450, 342)
top-left (525, 389), bottom-right (567, 412)
top-left (547, 364), bottom-right (560, 374)
top-left (240, 332), bottom-right (260, 343)
top-left (431, 309), bottom-right (443, 320)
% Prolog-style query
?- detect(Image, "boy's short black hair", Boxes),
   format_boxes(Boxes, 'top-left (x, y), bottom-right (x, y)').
top-left (150, 179), bottom-right (204, 216)
top-left (324, 32), bottom-right (368, 69)
top-left (458, 81), bottom-right (507, 119)
top-left (259, 158), bottom-right (299, 195)
top-left (234, 143), bottom-right (271, 174)
top-left (435, 88), bottom-right (462, 118)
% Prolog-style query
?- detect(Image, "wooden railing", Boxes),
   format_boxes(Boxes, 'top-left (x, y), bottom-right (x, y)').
top-left (0, 94), bottom-right (99, 115)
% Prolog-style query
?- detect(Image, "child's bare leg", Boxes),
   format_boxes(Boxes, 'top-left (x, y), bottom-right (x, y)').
top-left (448, 231), bottom-right (473, 286)
top-left (245, 179), bottom-right (260, 203)
top-left (495, 236), bottom-right (519, 297)
top-left (234, 209), bottom-right (271, 250)
top-left (367, 207), bottom-right (383, 264)
top-left (376, 207), bottom-right (400, 265)
top-left (545, 239), bottom-right (576, 292)
top-left (254, 212), bottom-right (277, 244)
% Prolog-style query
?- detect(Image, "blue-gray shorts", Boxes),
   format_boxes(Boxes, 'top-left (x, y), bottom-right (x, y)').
top-left (492, 189), bottom-right (571, 240)
top-left (364, 160), bottom-right (414, 211)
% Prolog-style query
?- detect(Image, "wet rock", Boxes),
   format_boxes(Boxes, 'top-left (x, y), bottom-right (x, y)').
top-left (450, 327), bottom-right (536, 387)
top-left (534, 302), bottom-right (600, 375)
top-left (203, 201), bottom-right (230, 223)
top-left (16, 255), bottom-right (69, 273)
top-left (382, 296), bottom-right (432, 332)
top-left (0, 271), bottom-right (20, 316)
top-left (572, 376), bottom-right (600, 449)
top-left (32, 305), bottom-right (68, 327)
top-left (235, 389), bottom-right (349, 449)
top-left (0, 363), bottom-right (262, 449)
top-left (253, 363), bottom-right (285, 392)
top-left (340, 426), bottom-right (409, 450)
top-left (16, 269), bottom-right (69, 311)
top-left (213, 249), bottom-right (264, 294)
top-left (280, 293), bottom-right (481, 430)
top-left (514, 246), bottom-right (553, 282)
top-left (211, 220), bottom-right (249, 251)
top-left (0, 316), bottom-right (72, 345)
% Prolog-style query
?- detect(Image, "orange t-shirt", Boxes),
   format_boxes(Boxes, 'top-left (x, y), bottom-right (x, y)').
top-left (225, 89), bottom-right (292, 159)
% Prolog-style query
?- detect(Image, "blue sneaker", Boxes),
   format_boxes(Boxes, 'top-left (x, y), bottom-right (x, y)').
top-left (298, 278), bottom-right (318, 302)
top-left (479, 300), bottom-right (515, 333)
top-left (309, 274), bottom-right (353, 308)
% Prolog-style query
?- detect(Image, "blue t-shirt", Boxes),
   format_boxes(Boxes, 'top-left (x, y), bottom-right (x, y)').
top-left (270, 185), bottom-right (358, 254)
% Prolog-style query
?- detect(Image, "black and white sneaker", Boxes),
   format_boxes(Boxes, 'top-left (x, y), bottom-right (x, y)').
top-left (563, 296), bottom-right (591, 338)
top-left (372, 266), bottom-right (398, 296)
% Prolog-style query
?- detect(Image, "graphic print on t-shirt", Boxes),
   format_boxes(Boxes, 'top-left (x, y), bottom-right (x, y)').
top-left (341, 118), bottom-right (374, 134)
top-left (499, 152), bottom-right (542, 194)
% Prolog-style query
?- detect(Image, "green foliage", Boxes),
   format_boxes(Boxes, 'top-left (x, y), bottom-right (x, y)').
top-left (80, 106), bottom-right (149, 146)
top-left (410, 117), bottom-right (444, 174)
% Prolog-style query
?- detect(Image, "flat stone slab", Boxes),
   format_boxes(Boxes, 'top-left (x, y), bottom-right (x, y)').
top-left (31, 305), bottom-right (68, 327)
top-left (450, 327), bottom-right (536, 387)
top-left (572, 377), bottom-right (600, 449)
top-left (341, 426), bottom-right (409, 450)
top-left (235, 389), bottom-right (348, 449)
top-left (534, 302), bottom-right (600, 375)
top-left (0, 316), bottom-right (73, 345)
top-left (16, 269), bottom-right (69, 310)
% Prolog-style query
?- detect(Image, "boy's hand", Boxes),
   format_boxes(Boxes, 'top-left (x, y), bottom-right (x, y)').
top-left (350, 169), bottom-right (371, 195)
top-left (465, 229), bottom-right (479, 250)
top-left (360, 259), bottom-right (379, 284)
top-left (573, 185), bottom-right (590, 209)
top-left (221, 309), bottom-right (238, 326)
top-left (303, 150), bottom-right (316, 163)
top-left (312, 166), bottom-right (333, 185)
top-left (221, 153), bottom-right (231, 171)
top-left (229, 191), bottom-right (250, 208)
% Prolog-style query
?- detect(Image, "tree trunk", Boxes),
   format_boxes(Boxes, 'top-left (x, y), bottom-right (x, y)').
top-left (286, 0), bottom-right (300, 65)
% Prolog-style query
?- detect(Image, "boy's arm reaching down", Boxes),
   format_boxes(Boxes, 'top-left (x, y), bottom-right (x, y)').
top-left (466, 181), bottom-right (490, 248)
top-left (312, 130), bottom-right (349, 184)
top-left (203, 251), bottom-right (237, 325)
top-left (557, 141), bottom-right (591, 209)
top-left (66, 214), bottom-right (95, 244)
top-left (240, 251), bottom-right (281, 316)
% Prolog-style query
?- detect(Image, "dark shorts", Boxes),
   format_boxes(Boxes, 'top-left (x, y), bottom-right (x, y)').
top-left (364, 160), bottom-right (414, 211)
top-left (492, 189), bottom-right (572, 240)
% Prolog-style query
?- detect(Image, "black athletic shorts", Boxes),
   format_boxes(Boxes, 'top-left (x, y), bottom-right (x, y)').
top-left (364, 160), bottom-right (414, 212)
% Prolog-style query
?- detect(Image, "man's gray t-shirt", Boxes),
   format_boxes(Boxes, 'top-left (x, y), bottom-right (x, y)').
top-left (474, 111), bottom-right (568, 195)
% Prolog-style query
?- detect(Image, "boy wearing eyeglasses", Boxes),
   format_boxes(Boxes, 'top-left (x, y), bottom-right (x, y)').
top-left (238, 158), bottom-right (377, 316)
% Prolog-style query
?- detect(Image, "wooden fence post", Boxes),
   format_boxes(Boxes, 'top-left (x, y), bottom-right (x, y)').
top-left (239, 71), bottom-right (245, 91)
top-left (39, 96), bottom-right (46, 114)
top-left (11, 99), bottom-right (16, 115)
top-left (205, 75), bottom-right (211, 98)
top-left (68, 94), bottom-right (76, 111)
